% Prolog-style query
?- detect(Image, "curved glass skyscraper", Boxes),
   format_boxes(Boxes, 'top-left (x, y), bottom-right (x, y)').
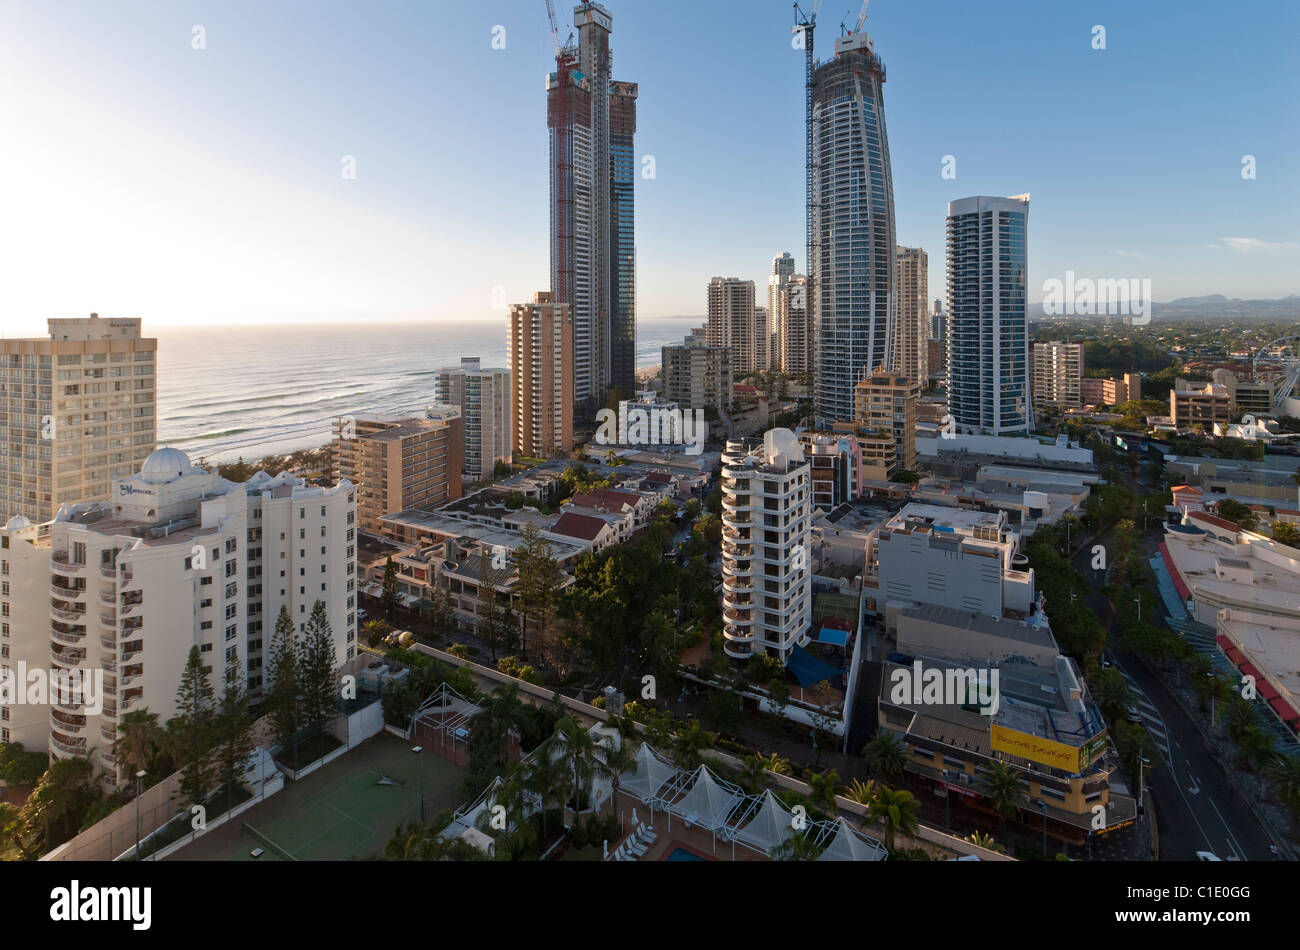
top-left (811, 29), bottom-right (896, 426)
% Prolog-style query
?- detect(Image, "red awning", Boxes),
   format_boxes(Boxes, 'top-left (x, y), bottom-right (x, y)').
top-left (1257, 679), bottom-right (1281, 701)
top-left (1224, 648), bottom-right (1244, 665)
top-left (1269, 696), bottom-right (1300, 723)
top-left (1240, 662), bottom-right (1263, 683)
top-left (1215, 634), bottom-right (1233, 650)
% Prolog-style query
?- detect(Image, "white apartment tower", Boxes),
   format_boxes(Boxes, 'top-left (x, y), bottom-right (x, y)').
top-left (767, 253), bottom-right (796, 371)
top-left (706, 278), bottom-right (760, 376)
top-left (1030, 341), bottom-right (1084, 411)
top-left (0, 315), bottom-right (157, 524)
top-left (779, 275), bottom-right (812, 376)
top-left (894, 247), bottom-right (929, 381)
top-left (721, 429), bottom-right (812, 664)
top-left (434, 358), bottom-right (512, 482)
top-left (1, 448), bottom-right (357, 786)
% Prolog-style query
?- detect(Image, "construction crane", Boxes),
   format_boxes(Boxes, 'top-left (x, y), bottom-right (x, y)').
top-left (544, 0), bottom-right (577, 308)
top-left (854, 0), bottom-right (870, 33)
top-left (794, 0), bottom-right (822, 389)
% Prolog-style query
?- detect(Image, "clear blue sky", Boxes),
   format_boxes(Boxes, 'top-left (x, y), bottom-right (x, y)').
top-left (1, 0), bottom-right (1296, 334)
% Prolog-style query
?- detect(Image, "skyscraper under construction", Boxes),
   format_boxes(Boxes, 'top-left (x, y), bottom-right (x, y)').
top-left (547, 2), bottom-right (638, 416)
top-left (811, 24), bottom-right (897, 426)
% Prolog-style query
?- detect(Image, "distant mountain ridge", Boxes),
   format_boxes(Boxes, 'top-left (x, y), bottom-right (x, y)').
top-left (1031, 294), bottom-right (1300, 319)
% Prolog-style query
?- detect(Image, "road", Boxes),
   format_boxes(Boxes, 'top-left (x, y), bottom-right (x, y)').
top-left (1071, 529), bottom-right (1276, 860)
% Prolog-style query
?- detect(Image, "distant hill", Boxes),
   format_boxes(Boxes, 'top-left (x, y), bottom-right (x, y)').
top-left (1030, 294), bottom-right (1300, 320)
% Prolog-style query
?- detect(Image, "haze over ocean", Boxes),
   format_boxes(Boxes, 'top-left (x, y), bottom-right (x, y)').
top-left (155, 317), bottom-right (700, 464)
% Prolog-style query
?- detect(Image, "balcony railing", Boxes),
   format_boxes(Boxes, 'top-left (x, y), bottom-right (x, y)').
top-left (100, 564), bottom-right (118, 581)
top-left (51, 648), bottom-right (86, 667)
top-left (51, 627), bottom-right (86, 646)
top-left (50, 734), bottom-right (87, 757)
top-left (99, 590), bottom-right (116, 605)
top-left (100, 613), bottom-right (117, 629)
top-left (51, 554), bottom-right (84, 573)
top-left (50, 582), bottom-right (86, 600)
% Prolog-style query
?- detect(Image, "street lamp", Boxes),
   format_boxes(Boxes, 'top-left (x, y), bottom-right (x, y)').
top-left (1207, 673), bottom-right (1218, 738)
top-left (411, 746), bottom-right (425, 823)
top-left (1134, 595), bottom-right (1142, 622)
top-left (1034, 799), bottom-right (1049, 858)
top-left (134, 769), bottom-right (146, 860)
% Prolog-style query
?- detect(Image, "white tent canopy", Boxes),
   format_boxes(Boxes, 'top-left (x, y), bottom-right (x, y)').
top-left (622, 742), bottom-right (678, 802)
top-left (816, 817), bottom-right (888, 862)
top-left (667, 766), bottom-right (742, 831)
top-left (730, 789), bottom-right (796, 855)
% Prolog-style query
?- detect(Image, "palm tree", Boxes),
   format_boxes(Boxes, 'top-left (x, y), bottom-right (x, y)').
top-left (362, 619), bottom-right (388, 648)
top-left (868, 785), bottom-right (920, 851)
top-left (966, 830), bottom-right (1005, 853)
top-left (844, 778), bottom-right (880, 807)
top-left (596, 738), bottom-right (637, 820)
top-left (555, 715), bottom-right (600, 813)
top-left (740, 752), bottom-right (792, 792)
top-left (673, 719), bottom-right (714, 771)
top-left (116, 709), bottom-right (163, 777)
top-left (1268, 755), bottom-right (1300, 832)
top-left (862, 731), bottom-right (906, 782)
top-left (770, 829), bottom-right (823, 861)
top-left (981, 760), bottom-right (1026, 829)
top-left (806, 769), bottom-right (841, 817)
top-left (522, 744), bottom-right (570, 844)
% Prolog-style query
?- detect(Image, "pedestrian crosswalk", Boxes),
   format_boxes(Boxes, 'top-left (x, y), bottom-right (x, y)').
top-left (1116, 666), bottom-right (1173, 767)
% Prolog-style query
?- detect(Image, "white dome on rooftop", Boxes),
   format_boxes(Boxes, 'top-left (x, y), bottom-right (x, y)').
top-left (140, 447), bottom-right (193, 483)
top-left (4, 515), bottom-right (32, 531)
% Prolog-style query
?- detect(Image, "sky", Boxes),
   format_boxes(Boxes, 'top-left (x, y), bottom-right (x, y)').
top-left (1, 0), bottom-right (1297, 335)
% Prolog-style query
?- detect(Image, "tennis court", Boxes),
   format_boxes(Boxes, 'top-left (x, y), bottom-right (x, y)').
top-left (167, 733), bottom-right (464, 861)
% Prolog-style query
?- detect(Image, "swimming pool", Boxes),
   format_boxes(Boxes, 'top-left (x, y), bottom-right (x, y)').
top-left (667, 847), bottom-right (705, 861)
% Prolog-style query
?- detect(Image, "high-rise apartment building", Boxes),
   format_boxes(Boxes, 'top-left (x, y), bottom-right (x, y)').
top-left (332, 414), bottom-right (462, 532)
top-left (930, 299), bottom-right (946, 343)
top-left (778, 274), bottom-right (812, 376)
top-left (434, 358), bottom-right (511, 482)
top-left (1, 448), bottom-right (357, 785)
top-left (947, 195), bottom-right (1032, 436)
top-left (0, 315), bottom-right (156, 524)
top-left (767, 253), bottom-right (796, 371)
top-left (812, 28), bottom-right (896, 425)
top-left (508, 292), bottom-right (575, 459)
top-left (1030, 341), bottom-right (1084, 411)
top-left (894, 247), bottom-right (929, 381)
top-left (547, 2), bottom-right (637, 410)
top-left (706, 278), bottom-right (761, 376)
top-left (720, 429), bottom-right (811, 664)
top-left (853, 368), bottom-right (918, 473)
top-left (661, 337), bottom-right (732, 413)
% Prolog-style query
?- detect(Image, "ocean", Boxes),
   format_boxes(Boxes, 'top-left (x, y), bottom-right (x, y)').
top-left (155, 318), bottom-right (700, 464)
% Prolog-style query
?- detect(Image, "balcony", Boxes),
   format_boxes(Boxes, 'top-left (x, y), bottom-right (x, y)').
top-left (50, 582), bottom-right (87, 600)
top-left (50, 733), bottom-right (87, 757)
top-left (723, 608), bottom-right (754, 625)
top-left (100, 634), bottom-right (117, 651)
top-left (51, 709), bottom-right (86, 731)
top-left (99, 589), bottom-right (117, 606)
top-left (100, 613), bottom-right (117, 629)
top-left (51, 626), bottom-right (86, 647)
top-left (722, 577), bottom-right (755, 596)
top-left (721, 558), bottom-right (753, 577)
top-left (100, 656), bottom-right (116, 673)
top-left (51, 647), bottom-right (86, 668)
top-left (101, 727), bottom-right (117, 745)
top-left (100, 564), bottom-right (118, 581)
top-left (51, 605), bottom-right (85, 623)
top-left (51, 553), bottom-right (85, 573)
top-left (722, 637), bottom-right (754, 660)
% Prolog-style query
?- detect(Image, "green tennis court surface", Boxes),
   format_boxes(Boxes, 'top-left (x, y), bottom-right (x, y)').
top-left (167, 733), bottom-right (463, 861)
